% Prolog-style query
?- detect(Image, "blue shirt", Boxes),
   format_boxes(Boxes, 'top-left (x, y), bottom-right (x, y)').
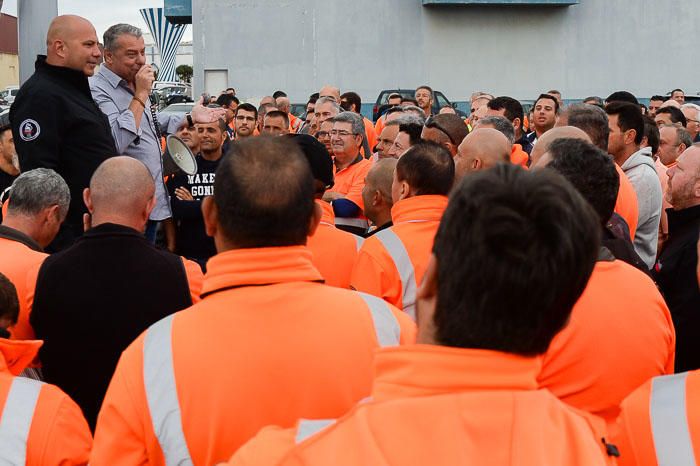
top-left (90, 65), bottom-right (182, 220)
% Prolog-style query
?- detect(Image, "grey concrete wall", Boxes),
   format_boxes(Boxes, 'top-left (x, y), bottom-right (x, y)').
top-left (193, 0), bottom-right (699, 103)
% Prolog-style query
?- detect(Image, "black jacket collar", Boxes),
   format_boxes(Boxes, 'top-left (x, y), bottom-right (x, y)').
top-left (0, 225), bottom-right (43, 252)
top-left (35, 55), bottom-right (92, 98)
top-left (667, 204), bottom-right (700, 234)
top-left (82, 223), bottom-right (146, 241)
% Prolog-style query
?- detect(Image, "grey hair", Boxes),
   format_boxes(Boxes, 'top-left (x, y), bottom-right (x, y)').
top-left (478, 116), bottom-right (515, 144)
top-left (331, 111), bottom-right (365, 135)
top-left (8, 168), bottom-right (70, 218)
top-left (103, 24), bottom-right (143, 51)
top-left (401, 105), bottom-right (427, 122)
top-left (672, 126), bottom-right (694, 149)
top-left (315, 97), bottom-right (341, 113)
top-left (681, 103), bottom-right (700, 115)
top-left (393, 114), bottom-right (426, 127)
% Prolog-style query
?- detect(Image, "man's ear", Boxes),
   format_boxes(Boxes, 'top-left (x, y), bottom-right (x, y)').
top-left (143, 195), bottom-right (156, 222)
top-left (83, 188), bottom-right (94, 214)
top-left (307, 201), bottom-right (322, 237)
top-left (624, 129), bottom-right (637, 146)
top-left (472, 158), bottom-right (482, 171)
top-left (416, 254), bottom-right (439, 345)
top-left (202, 196), bottom-right (218, 238)
top-left (398, 180), bottom-right (411, 201)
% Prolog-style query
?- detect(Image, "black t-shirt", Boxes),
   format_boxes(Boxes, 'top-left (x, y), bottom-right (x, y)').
top-left (167, 154), bottom-right (222, 264)
top-left (0, 169), bottom-right (17, 197)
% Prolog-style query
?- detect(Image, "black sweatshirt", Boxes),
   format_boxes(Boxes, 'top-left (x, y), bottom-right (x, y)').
top-left (167, 154), bottom-right (221, 264)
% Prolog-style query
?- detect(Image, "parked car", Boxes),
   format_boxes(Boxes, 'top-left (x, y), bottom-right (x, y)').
top-left (0, 86), bottom-right (19, 105)
top-left (373, 89), bottom-right (455, 121)
top-left (160, 102), bottom-right (194, 119)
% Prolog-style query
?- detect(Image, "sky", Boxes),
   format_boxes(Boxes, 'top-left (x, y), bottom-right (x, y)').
top-left (1, 0), bottom-right (192, 42)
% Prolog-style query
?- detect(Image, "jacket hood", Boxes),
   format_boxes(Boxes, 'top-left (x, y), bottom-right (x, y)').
top-left (621, 147), bottom-right (655, 171)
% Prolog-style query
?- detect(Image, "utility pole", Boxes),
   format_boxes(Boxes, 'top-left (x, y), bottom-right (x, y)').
top-left (18, 0), bottom-right (59, 84)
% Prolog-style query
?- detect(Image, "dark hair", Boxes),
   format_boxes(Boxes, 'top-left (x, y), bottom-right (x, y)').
top-left (487, 96), bottom-right (524, 127)
top-left (643, 115), bottom-right (660, 155)
top-left (385, 106), bottom-right (406, 117)
top-left (671, 88), bottom-right (685, 95)
top-left (0, 272), bottom-right (19, 326)
top-left (650, 95), bottom-right (666, 102)
top-left (606, 101), bottom-right (644, 145)
top-left (546, 138), bottom-right (619, 226)
top-left (432, 164), bottom-right (600, 356)
top-left (216, 94), bottom-right (237, 108)
top-left (582, 96), bottom-right (604, 107)
top-left (401, 97), bottom-right (419, 106)
top-left (308, 93), bottom-right (320, 105)
top-left (656, 107), bottom-right (687, 126)
top-left (216, 137), bottom-right (315, 248)
top-left (340, 92), bottom-right (362, 113)
top-left (416, 85), bottom-right (434, 96)
top-left (398, 122), bottom-right (423, 146)
top-left (264, 110), bottom-right (290, 128)
top-left (272, 90), bottom-right (287, 99)
top-left (396, 141), bottom-right (454, 196)
top-left (605, 91), bottom-right (639, 105)
top-left (566, 103), bottom-right (609, 151)
top-left (235, 103), bottom-right (258, 120)
top-left (534, 94), bottom-right (560, 114)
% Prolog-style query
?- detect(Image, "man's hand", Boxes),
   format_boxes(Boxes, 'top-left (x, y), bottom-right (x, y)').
top-left (134, 64), bottom-right (156, 99)
top-left (322, 191), bottom-right (344, 202)
top-left (191, 96), bottom-right (228, 124)
top-left (175, 187), bottom-right (194, 201)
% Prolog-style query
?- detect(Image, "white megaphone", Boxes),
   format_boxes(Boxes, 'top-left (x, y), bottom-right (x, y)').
top-left (163, 135), bottom-right (198, 177)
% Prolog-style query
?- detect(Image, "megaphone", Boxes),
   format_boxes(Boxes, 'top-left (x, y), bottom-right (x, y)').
top-left (163, 135), bottom-right (198, 177)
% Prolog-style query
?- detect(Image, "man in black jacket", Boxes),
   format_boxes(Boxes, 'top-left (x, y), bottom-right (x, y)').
top-left (654, 144), bottom-right (700, 372)
top-left (10, 15), bottom-right (117, 251)
top-left (30, 157), bottom-right (201, 430)
top-left (167, 119), bottom-right (226, 270)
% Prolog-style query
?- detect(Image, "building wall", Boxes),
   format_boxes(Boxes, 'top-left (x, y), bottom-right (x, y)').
top-left (192, 0), bottom-right (699, 103)
top-left (0, 53), bottom-right (19, 89)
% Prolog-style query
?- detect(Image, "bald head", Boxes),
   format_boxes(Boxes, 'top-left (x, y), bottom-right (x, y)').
top-left (455, 128), bottom-right (511, 181)
top-left (530, 126), bottom-right (591, 168)
top-left (319, 85), bottom-right (341, 103)
top-left (276, 96), bottom-right (291, 113)
top-left (86, 157), bottom-right (155, 229)
top-left (46, 15), bottom-right (101, 76)
top-left (363, 158), bottom-right (397, 226)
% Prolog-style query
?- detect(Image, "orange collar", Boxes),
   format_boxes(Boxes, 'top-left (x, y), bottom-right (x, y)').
top-left (371, 345), bottom-right (541, 402)
top-left (391, 195), bottom-right (448, 225)
top-left (316, 199), bottom-right (335, 226)
top-left (0, 338), bottom-right (43, 376)
top-left (202, 246), bottom-right (324, 296)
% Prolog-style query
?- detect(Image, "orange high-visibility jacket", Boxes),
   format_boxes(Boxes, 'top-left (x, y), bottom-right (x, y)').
top-left (363, 117), bottom-right (377, 154)
top-left (227, 345), bottom-right (616, 466)
top-left (350, 195), bottom-right (448, 318)
top-left (615, 165), bottom-right (639, 240)
top-left (333, 157), bottom-right (373, 212)
top-left (90, 246), bottom-right (415, 466)
top-left (614, 370), bottom-right (700, 466)
top-left (511, 144), bottom-right (529, 168)
top-left (307, 200), bottom-right (363, 288)
top-left (539, 258), bottom-right (675, 428)
top-left (0, 338), bottom-right (92, 464)
top-left (0, 229), bottom-right (47, 341)
top-left (374, 116), bottom-right (385, 138)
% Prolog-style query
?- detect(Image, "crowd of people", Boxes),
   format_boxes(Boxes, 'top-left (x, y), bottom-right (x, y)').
top-left (0, 12), bottom-right (697, 466)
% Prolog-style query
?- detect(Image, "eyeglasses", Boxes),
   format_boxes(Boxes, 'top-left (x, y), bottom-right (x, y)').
top-left (687, 119), bottom-right (700, 125)
top-left (425, 116), bottom-right (457, 145)
top-left (330, 130), bottom-right (356, 137)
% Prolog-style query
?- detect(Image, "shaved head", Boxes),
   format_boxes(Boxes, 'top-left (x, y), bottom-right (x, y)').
top-left (86, 157), bottom-right (155, 229)
top-left (362, 158), bottom-right (397, 226)
top-left (46, 15), bottom-right (101, 76)
top-left (260, 96), bottom-right (276, 106)
top-left (368, 158), bottom-right (397, 200)
top-left (455, 128), bottom-right (511, 181)
top-left (530, 126), bottom-right (591, 168)
top-left (319, 85), bottom-right (341, 103)
top-left (276, 96), bottom-right (291, 113)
